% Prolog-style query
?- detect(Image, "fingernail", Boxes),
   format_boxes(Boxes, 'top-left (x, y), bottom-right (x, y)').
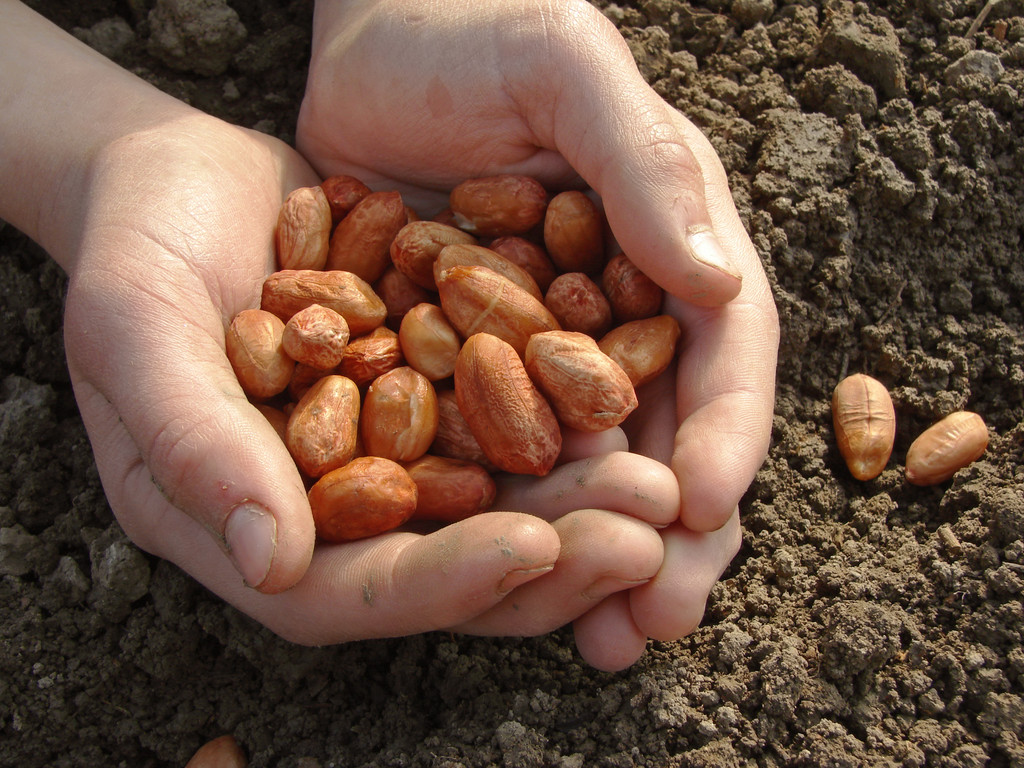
top-left (581, 576), bottom-right (651, 601)
top-left (225, 502), bottom-right (277, 588)
top-left (497, 564), bottom-right (555, 595)
top-left (687, 228), bottom-right (741, 280)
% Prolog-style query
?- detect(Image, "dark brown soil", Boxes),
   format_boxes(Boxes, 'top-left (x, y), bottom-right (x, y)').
top-left (2, 1), bottom-right (1023, 766)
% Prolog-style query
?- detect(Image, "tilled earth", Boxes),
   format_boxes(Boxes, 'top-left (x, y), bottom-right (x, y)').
top-left (2, 1), bottom-right (1023, 766)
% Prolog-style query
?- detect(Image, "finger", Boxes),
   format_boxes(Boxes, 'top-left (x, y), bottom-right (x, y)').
top-left (68, 343), bottom-right (314, 594)
top-left (620, 292), bottom-right (777, 533)
top-left (670, 285), bottom-right (778, 531)
top-left (629, 510), bottom-right (742, 642)
top-left (510, 5), bottom-right (742, 305)
top-left (452, 509), bottom-right (664, 637)
top-left (557, 425), bottom-right (629, 464)
top-left (620, 367), bottom-right (678, 462)
top-left (623, 74), bottom-right (780, 531)
top-left (493, 451), bottom-right (680, 527)
top-left (64, 261), bottom-right (315, 593)
top-left (255, 513), bottom-right (561, 641)
top-left (121, 502), bottom-right (562, 643)
top-left (572, 592), bottom-right (648, 672)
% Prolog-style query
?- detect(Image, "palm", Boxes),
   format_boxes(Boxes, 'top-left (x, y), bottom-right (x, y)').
top-left (57, 115), bottom-right (674, 660)
top-left (296, 0), bottom-right (779, 669)
top-left (63, 120), bottom-right (321, 588)
top-left (296, 2), bottom-right (617, 212)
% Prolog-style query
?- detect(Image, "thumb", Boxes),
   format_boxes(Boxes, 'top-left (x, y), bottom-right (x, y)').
top-left (64, 261), bottom-right (315, 594)
top-left (519, 6), bottom-right (742, 305)
top-left (584, 102), bottom-right (744, 306)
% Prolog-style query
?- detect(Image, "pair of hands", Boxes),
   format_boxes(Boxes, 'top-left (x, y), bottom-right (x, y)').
top-left (23, 0), bottom-right (778, 670)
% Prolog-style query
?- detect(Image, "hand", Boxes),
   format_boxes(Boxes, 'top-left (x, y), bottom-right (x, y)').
top-left (64, 98), bottom-right (681, 645)
top-left (0, 5), bottom-right (673, 646)
top-left (297, 0), bottom-right (779, 669)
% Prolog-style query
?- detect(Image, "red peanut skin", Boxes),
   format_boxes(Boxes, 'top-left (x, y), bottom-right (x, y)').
top-left (360, 366), bottom-right (439, 462)
top-left (449, 175), bottom-right (548, 237)
top-left (524, 330), bottom-right (638, 432)
top-left (285, 375), bottom-right (361, 478)
top-left (308, 456), bottom-right (418, 542)
top-left (404, 454), bottom-right (496, 523)
top-left (225, 308), bottom-right (294, 400)
top-left (436, 264), bottom-right (560, 357)
top-left (434, 243), bottom-right (543, 301)
top-left (320, 174), bottom-right (371, 223)
top-left (390, 220), bottom-right (477, 289)
top-left (337, 326), bottom-right (405, 387)
top-left (260, 269), bottom-right (387, 335)
top-left (430, 388), bottom-right (498, 471)
top-left (490, 236), bottom-right (559, 293)
top-left (375, 266), bottom-right (434, 330)
top-left (454, 332), bottom-right (561, 476)
top-left (831, 373), bottom-right (896, 482)
top-left (597, 314), bottom-right (681, 387)
top-left (601, 251), bottom-right (664, 322)
top-left (282, 303), bottom-right (350, 370)
top-left (543, 190), bottom-right (605, 275)
top-left (905, 411), bottom-right (988, 485)
top-left (544, 272), bottom-right (613, 338)
top-left (275, 186), bottom-right (332, 271)
top-left (325, 190), bottom-right (407, 283)
top-left (398, 303), bottom-right (461, 381)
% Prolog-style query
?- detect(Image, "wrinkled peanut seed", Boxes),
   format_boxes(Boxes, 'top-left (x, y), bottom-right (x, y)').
top-left (601, 251), bottom-right (663, 322)
top-left (275, 186), bottom-right (332, 271)
top-left (455, 332), bottom-right (561, 476)
top-left (308, 456), bottom-right (418, 542)
top-left (905, 410), bottom-right (989, 486)
top-left (831, 373), bottom-right (896, 481)
top-left (434, 243), bottom-right (543, 301)
top-left (261, 269), bottom-right (387, 334)
top-left (286, 374), bottom-right (360, 478)
top-left (436, 264), bottom-right (560, 357)
top-left (390, 220), bottom-right (477, 290)
top-left (225, 308), bottom-right (294, 400)
top-left (361, 366), bottom-right (439, 462)
top-left (282, 303), bottom-right (350, 370)
top-left (337, 326), bottom-right (404, 387)
top-left (525, 330), bottom-right (637, 432)
top-left (544, 272), bottom-right (613, 338)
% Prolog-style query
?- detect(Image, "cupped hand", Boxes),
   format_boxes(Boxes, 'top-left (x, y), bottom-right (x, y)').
top-left (60, 101), bottom-right (677, 645)
top-left (298, 0), bottom-right (779, 669)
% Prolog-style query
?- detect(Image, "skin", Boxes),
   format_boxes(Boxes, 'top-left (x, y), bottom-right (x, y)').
top-left (298, 0), bottom-right (779, 668)
top-left (0, 0), bottom-right (778, 672)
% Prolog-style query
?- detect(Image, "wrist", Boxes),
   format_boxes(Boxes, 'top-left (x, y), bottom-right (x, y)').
top-left (0, 2), bottom-right (192, 271)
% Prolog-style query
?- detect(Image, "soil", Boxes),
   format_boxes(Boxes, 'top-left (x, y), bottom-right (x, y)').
top-left (2, 0), bottom-right (1023, 766)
